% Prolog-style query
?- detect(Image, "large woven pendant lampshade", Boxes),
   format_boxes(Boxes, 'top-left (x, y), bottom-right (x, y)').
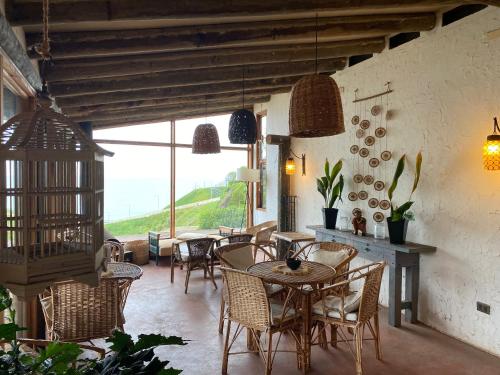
top-left (229, 109), bottom-right (257, 144)
top-left (289, 74), bottom-right (345, 138)
top-left (192, 123), bottom-right (221, 154)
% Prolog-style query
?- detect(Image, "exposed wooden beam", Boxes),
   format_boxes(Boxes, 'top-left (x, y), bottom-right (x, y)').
top-left (63, 90), bottom-right (274, 116)
top-left (9, 1), bottom-right (463, 27)
top-left (48, 59), bottom-right (345, 97)
top-left (45, 38), bottom-right (384, 82)
top-left (55, 75), bottom-right (300, 108)
top-left (25, 13), bottom-right (436, 58)
top-left (71, 96), bottom-right (268, 122)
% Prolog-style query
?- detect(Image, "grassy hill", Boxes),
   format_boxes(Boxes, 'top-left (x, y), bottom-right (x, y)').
top-left (105, 176), bottom-right (246, 237)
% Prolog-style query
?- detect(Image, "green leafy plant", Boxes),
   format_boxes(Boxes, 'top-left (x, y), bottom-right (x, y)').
top-left (0, 286), bottom-right (186, 374)
top-left (387, 152), bottom-right (422, 222)
top-left (316, 159), bottom-right (344, 209)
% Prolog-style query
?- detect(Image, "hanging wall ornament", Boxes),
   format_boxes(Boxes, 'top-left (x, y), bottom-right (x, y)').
top-left (365, 136), bottom-right (375, 146)
top-left (350, 145), bottom-right (359, 154)
top-left (368, 198), bottom-right (379, 208)
top-left (356, 129), bottom-right (365, 138)
top-left (352, 208), bottom-right (362, 216)
top-left (375, 127), bottom-right (386, 138)
top-left (353, 174), bottom-right (364, 183)
top-left (351, 115), bottom-right (360, 125)
top-left (358, 191), bottom-right (368, 200)
top-left (371, 105), bottom-right (382, 116)
top-left (373, 212), bottom-right (385, 222)
top-left (381, 150), bottom-right (392, 161)
top-left (360, 120), bottom-right (371, 130)
top-left (374, 180), bottom-right (385, 191)
top-left (369, 157), bottom-right (380, 168)
top-left (359, 148), bottom-right (369, 158)
top-left (348, 192), bottom-right (358, 201)
top-left (379, 200), bottom-right (391, 210)
top-left (363, 175), bottom-right (374, 185)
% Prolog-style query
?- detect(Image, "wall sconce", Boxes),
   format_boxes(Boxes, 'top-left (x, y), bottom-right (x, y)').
top-left (483, 117), bottom-right (500, 171)
top-left (285, 150), bottom-right (306, 176)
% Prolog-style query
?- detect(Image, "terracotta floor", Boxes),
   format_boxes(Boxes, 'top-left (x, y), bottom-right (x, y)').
top-left (123, 260), bottom-right (499, 375)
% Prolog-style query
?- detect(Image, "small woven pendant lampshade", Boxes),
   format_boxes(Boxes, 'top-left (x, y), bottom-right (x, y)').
top-left (289, 74), bottom-right (345, 138)
top-left (192, 123), bottom-right (221, 154)
top-left (229, 109), bottom-right (257, 144)
top-left (483, 117), bottom-right (500, 171)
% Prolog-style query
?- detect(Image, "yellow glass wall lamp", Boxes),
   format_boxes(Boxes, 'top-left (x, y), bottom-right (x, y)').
top-left (286, 150), bottom-right (306, 176)
top-left (484, 117), bottom-right (500, 171)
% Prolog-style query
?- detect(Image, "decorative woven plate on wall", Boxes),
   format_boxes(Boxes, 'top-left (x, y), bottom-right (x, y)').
top-left (351, 115), bottom-right (360, 125)
top-left (348, 192), bottom-right (358, 201)
top-left (358, 190), bottom-right (368, 200)
top-left (381, 150), bottom-right (392, 161)
top-left (353, 174), bottom-right (364, 183)
top-left (374, 180), bottom-right (385, 191)
top-left (365, 136), bottom-right (375, 146)
top-left (360, 120), bottom-right (371, 130)
top-left (359, 148), bottom-right (369, 158)
top-left (350, 145), bottom-right (359, 154)
top-left (352, 208), bottom-right (362, 216)
top-left (356, 129), bottom-right (365, 138)
top-left (375, 127), bottom-right (386, 138)
top-left (369, 158), bottom-right (380, 168)
top-left (373, 212), bottom-right (385, 222)
top-left (363, 175), bottom-right (374, 185)
top-left (371, 105), bottom-right (382, 116)
top-left (379, 200), bottom-right (391, 210)
top-left (368, 198), bottom-right (379, 208)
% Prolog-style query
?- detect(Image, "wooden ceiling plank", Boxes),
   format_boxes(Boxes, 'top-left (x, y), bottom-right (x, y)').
top-left (48, 58), bottom-right (345, 97)
top-left (25, 13), bottom-right (436, 58)
top-left (45, 38), bottom-right (384, 82)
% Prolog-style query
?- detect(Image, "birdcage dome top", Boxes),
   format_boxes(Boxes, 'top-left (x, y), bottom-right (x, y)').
top-left (0, 99), bottom-right (112, 156)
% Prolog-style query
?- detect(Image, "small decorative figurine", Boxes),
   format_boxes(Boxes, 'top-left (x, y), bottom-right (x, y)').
top-left (352, 210), bottom-right (367, 236)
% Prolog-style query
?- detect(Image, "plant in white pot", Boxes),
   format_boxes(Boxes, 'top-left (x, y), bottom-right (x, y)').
top-left (317, 159), bottom-right (344, 229)
top-left (387, 152), bottom-right (422, 244)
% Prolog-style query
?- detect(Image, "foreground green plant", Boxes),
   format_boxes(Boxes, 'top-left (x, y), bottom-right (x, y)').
top-left (0, 286), bottom-right (186, 374)
top-left (316, 159), bottom-right (344, 208)
top-left (387, 152), bottom-right (422, 222)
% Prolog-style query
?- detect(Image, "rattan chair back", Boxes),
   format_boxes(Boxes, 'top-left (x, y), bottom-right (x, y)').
top-left (254, 225), bottom-right (276, 245)
top-left (186, 238), bottom-right (214, 261)
top-left (227, 234), bottom-right (253, 243)
top-left (221, 268), bottom-right (270, 331)
top-left (104, 240), bottom-right (124, 262)
top-left (357, 262), bottom-right (385, 323)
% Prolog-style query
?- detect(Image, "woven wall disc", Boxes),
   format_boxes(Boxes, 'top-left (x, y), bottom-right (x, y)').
top-left (363, 175), bottom-right (374, 185)
top-left (352, 208), bottom-right (362, 216)
top-left (371, 105), bottom-right (382, 116)
top-left (373, 212), bottom-right (385, 222)
top-left (350, 145), bottom-right (359, 154)
top-left (365, 136), bottom-right (375, 146)
top-left (356, 129), bottom-right (365, 138)
top-left (353, 174), bottom-right (364, 183)
top-left (348, 192), bottom-right (358, 201)
top-left (375, 127), bottom-right (387, 138)
top-left (359, 148), bottom-right (369, 158)
top-left (379, 200), bottom-right (391, 210)
top-left (369, 158), bottom-right (380, 168)
top-left (368, 198), bottom-right (379, 208)
top-left (360, 120), bottom-right (371, 130)
top-left (351, 115), bottom-right (360, 125)
top-left (358, 190), bottom-right (368, 200)
top-left (381, 150), bottom-right (392, 161)
top-left (374, 180), bottom-right (385, 191)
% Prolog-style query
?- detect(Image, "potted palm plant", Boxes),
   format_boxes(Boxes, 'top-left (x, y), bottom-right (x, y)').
top-left (317, 159), bottom-right (344, 229)
top-left (387, 152), bottom-right (422, 244)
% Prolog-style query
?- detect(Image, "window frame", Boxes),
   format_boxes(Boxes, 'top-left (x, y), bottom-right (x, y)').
top-left (255, 111), bottom-right (267, 211)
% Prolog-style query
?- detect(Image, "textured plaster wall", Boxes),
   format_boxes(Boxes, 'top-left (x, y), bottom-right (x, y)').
top-left (255, 7), bottom-right (500, 355)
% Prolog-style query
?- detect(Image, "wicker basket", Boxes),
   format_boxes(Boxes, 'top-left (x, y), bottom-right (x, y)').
top-left (124, 240), bottom-right (149, 265)
top-left (289, 74), bottom-right (345, 138)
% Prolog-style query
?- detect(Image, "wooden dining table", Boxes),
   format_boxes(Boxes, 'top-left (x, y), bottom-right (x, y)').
top-left (247, 260), bottom-right (336, 372)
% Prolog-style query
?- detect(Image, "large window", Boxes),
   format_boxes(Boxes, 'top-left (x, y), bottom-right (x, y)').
top-left (95, 115), bottom-right (249, 240)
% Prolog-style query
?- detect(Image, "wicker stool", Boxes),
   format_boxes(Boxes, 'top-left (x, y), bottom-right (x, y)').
top-left (124, 240), bottom-right (149, 266)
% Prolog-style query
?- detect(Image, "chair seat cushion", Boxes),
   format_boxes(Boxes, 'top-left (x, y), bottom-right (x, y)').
top-left (312, 292), bottom-right (361, 321)
top-left (270, 302), bottom-right (298, 325)
top-left (158, 239), bottom-right (177, 256)
top-left (310, 248), bottom-right (350, 268)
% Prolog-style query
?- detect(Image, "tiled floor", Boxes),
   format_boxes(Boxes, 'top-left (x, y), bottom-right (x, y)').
top-left (123, 260), bottom-right (499, 375)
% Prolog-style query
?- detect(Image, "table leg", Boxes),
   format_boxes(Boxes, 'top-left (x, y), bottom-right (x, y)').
top-left (388, 264), bottom-right (402, 327)
top-left (299, 291), bottom-right (312, 371)
top-left (404, 265), bottom-right (419, 323)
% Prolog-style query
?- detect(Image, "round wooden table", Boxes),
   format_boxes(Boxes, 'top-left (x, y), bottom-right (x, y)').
top-left (247, 260), bottom-right (335, 371)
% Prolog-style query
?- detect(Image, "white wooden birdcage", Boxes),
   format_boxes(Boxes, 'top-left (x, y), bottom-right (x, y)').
top-left (0, 95), bottom-right (113, 298)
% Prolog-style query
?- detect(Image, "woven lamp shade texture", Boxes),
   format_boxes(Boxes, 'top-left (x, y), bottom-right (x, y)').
top-left (289, 74), bottom-right (345, 138)
top-left (483, 136), bottom-right (500, 171)
top-left (192, 123), bottom-right (221, 154)
top-left (229, 109), bottom-right (257, 144)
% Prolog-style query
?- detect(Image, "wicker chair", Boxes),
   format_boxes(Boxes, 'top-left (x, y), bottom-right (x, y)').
top-left (104, 240), bottom-right (124, 263)
top-left (311, 261), bottom-right (386, 375)
top-left (171, 237), bottom-right (217, 294)
top-left (221, 268), bottom-right (303, 375)
top-left (39, 278), bottom-right (124, 342)
top-left (214, 242), bottom-right (281, 334)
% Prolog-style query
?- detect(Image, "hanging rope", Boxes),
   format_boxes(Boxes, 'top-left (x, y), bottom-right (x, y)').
top-left (315, 13), bottom-right (318, 74)
top-left (40, 0), bottom-right (51, 59)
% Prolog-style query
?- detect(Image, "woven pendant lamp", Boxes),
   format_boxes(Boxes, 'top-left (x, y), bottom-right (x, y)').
top-left (192, 123), bottom-right (221, 154)
top-left (229, 68), bottom-right (257, 144)
top-left (483, 117), bottom-right (500, 171)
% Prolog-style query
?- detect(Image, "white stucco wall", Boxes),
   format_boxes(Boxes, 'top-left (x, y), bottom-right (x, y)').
top-left (255, 7), bottom-right (500, 355)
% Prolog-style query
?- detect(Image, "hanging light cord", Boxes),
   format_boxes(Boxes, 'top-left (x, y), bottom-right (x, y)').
top-left (315, 13), bottom-right (318, 74)
top-left (494, 117), bottom-right (499, 134)
top-left (242, 67), bottom-right (245, 108)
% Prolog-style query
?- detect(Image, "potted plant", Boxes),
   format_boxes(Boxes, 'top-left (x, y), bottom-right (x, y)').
top-left (317, 159), bottom-right (344, 229)
top-left (387, 152), bottom-right (422, 244)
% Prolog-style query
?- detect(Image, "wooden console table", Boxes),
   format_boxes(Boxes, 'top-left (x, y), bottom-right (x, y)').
top-left (307, 225), bottom-right (436, 327)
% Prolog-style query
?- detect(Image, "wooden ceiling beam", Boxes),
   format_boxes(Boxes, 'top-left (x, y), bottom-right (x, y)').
top-left (54, 75), bottom-right (301, 108)
top-left (45, 38), bottom-right (384, 82)
top-left (25, 13), bottom-right (436, 59)
top-left (9, 1), bottom-right (464, 27)
top-left (48, 58), bottom-right (345, 97)
top-left (63, 90), bottom-right (275, 116)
